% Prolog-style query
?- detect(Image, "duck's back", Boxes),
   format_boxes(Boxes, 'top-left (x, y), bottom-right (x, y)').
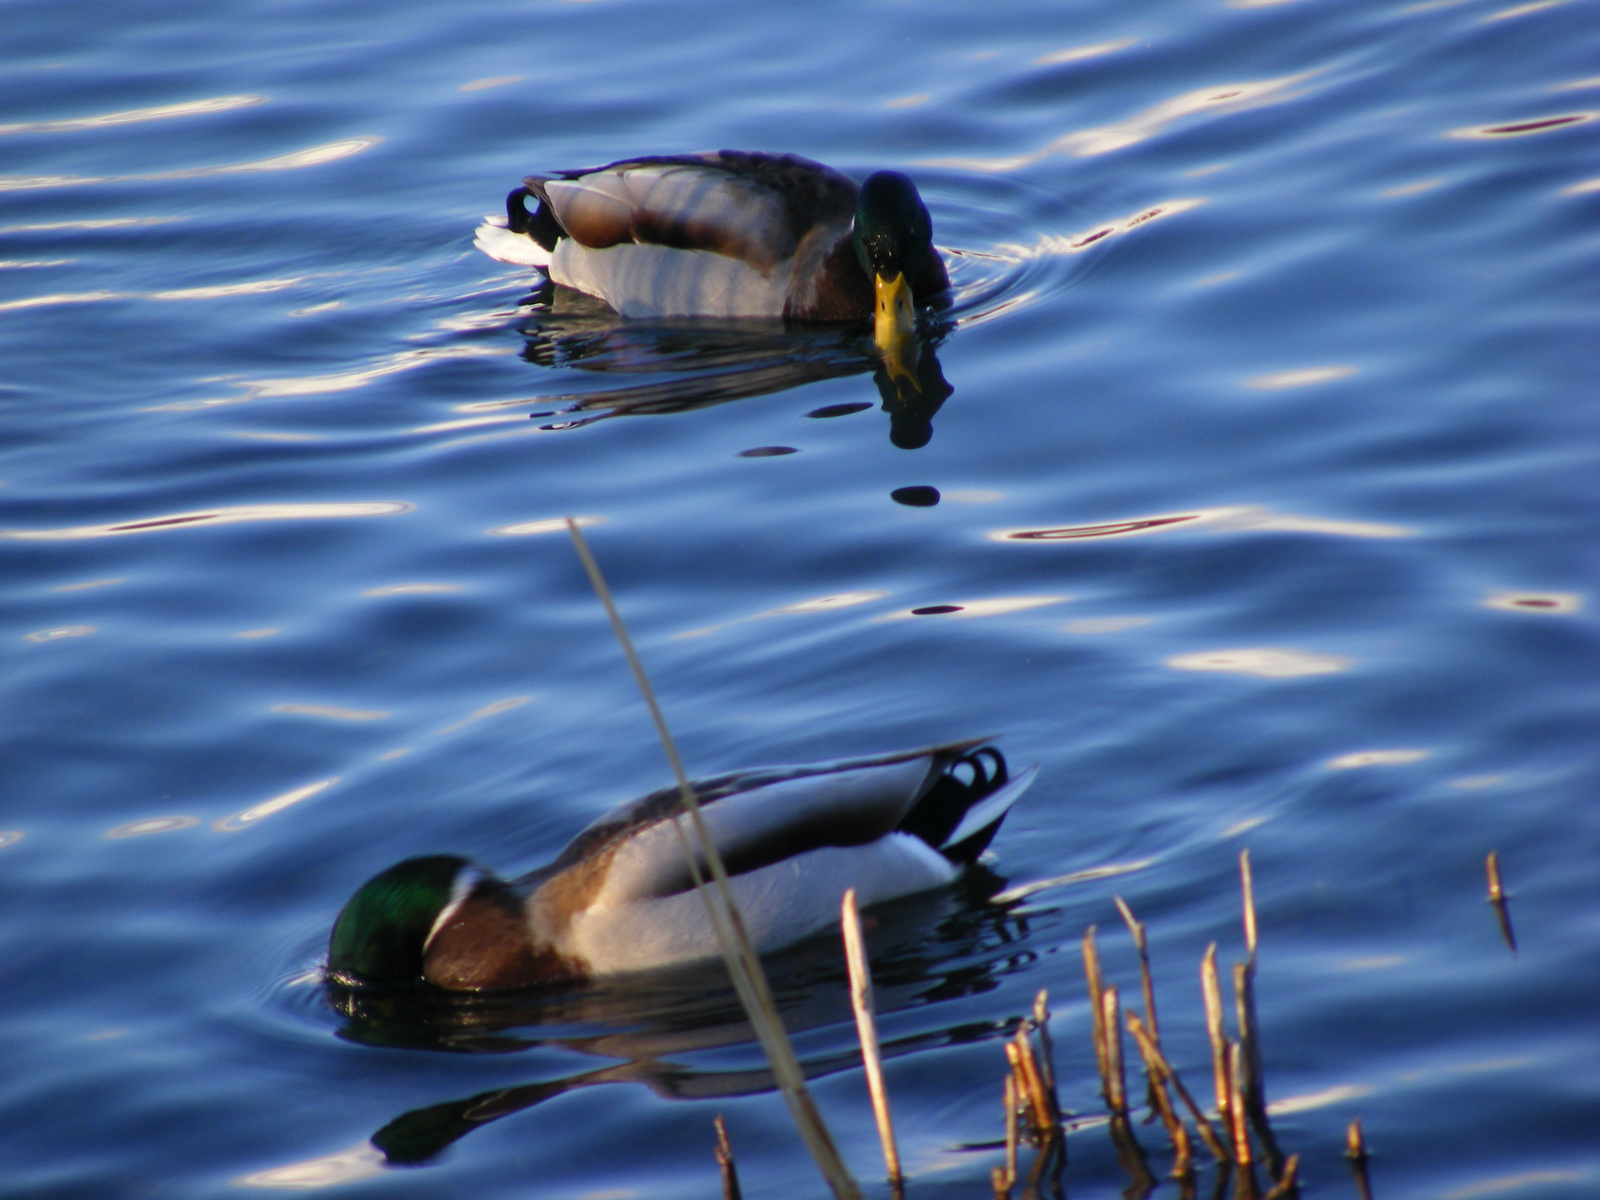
top-left (526, 152), bottom-right (865, 320)
top-left (525, 742), bottom-right (1036, 975)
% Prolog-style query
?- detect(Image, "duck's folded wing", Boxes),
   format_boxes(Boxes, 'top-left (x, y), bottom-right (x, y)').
top-left (580, 744), bottom-right (985, 909)
top-left (529, 152), bottom-right (863, 276)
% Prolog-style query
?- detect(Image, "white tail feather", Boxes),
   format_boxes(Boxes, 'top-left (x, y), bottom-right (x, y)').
top-left (473, 215), bottom-right (551, 267)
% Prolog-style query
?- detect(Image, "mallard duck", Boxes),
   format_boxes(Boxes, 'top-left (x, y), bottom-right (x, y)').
top-left (473, 151), bottom-right (949, 357)
top-left (328, 740), bottom-right (1035, 992)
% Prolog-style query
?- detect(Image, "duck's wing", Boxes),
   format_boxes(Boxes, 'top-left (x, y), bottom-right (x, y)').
top-left (537, 740), bottom-right (989, 911)
top-left (526, 152), bottom-right (859, 275)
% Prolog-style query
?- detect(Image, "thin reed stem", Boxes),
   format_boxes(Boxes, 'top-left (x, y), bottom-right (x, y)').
top-left (1202, 943), bottom-right (1231, 1136)
top-left (1125, 1012), bottom-right (1231, 1164)
top-left (566, 519), bottom-right (861, 1200)
top-left (840, 889), bottom-right (902, 1186)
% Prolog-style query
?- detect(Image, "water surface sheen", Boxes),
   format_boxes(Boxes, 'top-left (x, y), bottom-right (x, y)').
top-left (1, 0), bottom-right (1596, 1196)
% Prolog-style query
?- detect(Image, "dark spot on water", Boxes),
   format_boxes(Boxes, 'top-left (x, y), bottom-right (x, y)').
top-left (891, 486), bottom-right (941, 507)
top-left (911, 604), bottom-right (963, 615)
top-left (806, 402), bottom-right (873, 419)
top-left (110, 514), bottom-right (215, 531)
top-left (1515, 598), bottom-right (1556, 608)
top-left (1075, 228), bottom-right (1112, 246)
top-left (526, 411), bottom-right (554, 417)
top-left (739, 446), bottom-right (797, 457)
top-left (1481, 114), bottom-right (1587, 135)
top-left (1004, 514), bottom-right (1200, 540)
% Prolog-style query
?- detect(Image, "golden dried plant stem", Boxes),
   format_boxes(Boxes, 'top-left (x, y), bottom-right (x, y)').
top-left (1115, 895), bottom-right (1161, 1044)
top-left (1126, 1012), bottom-right (1231, 1164)
top-left (1262, 1152), bottom-right (1298, 1200)
top-left (1201, 943), bottom-right (1231, 1132)
top-left (991, 1165), bottom-right (1011, 1200)
top-left (1102, 985), bottom-right (1128, 1117)
top-left (1239, 850), bottom-right (1257, 963)
top-left (1345, 1118), bottom-right (1366, 1161)
top-left (714, 1115), bottom-right (742, 1200)
top-left (1004, 1072), bottom-right (1019, 1188)
top-left (1032, 990), bottom-right (1060, 1104)
top-left (1227, 1040), bottom-right (1252, 1167)
top-left (1346, 1117), bottom-right (1375, 1200)
top-left (1083, 925), bottom-right (1108, 1087)
top-left (567, 519), bottom-right (861, 1200)
top-left (840, 889), bottom-right (902, 1186)
top-left (1124, 1011), bottom-right (1191, 1176)
top-left (1015, 1027), bottom-right (1054, 1131)
top-left (1486, 850), bottom-right (1505, 902)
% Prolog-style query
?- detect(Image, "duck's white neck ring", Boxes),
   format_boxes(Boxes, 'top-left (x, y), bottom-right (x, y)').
top-left (423, 865), bottom-right (487, 952)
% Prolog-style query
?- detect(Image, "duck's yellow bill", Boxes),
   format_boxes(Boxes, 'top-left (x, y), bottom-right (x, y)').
top-left (873, 271), bottom-right (916, 356)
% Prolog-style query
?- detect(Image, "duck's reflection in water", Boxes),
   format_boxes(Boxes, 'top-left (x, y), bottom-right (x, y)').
top-left (512, 282), bottom-right (953, 449)
top-left (329, 873), bottom-right (1037, 1167)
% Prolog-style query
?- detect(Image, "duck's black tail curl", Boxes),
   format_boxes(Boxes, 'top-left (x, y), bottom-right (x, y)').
top-left (505, 187), bottom-right (564, 251)
top-left (900, 746), bottom-right (1028, 864)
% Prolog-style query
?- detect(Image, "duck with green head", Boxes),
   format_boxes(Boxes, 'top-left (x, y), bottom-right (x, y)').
top-left (328, 741), bottom-right (1036, 992)
top-left (474, 151), bottom-right (948, 364)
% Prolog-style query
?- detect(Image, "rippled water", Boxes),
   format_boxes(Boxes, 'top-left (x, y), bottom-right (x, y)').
top-left (2, 0), bottom-right (1597, 1196)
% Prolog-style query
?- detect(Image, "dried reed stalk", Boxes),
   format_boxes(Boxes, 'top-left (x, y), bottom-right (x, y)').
top-left (1262, 1153), bottom-right (1298, 1200)
top-left (1032, 990), bottom-right (1061, 1118)
top-left (1124, 1011), bottom-right (1192, 1177)
top-left (1486, 850), bottom-right (1517, 951)
top-left (992, 1165), bottom-right (1011, 1200)
top-left (1227, 1041), bottom-right (1253, 1168)
top-left (1016, 1026), bottom-right (1056, 1132)
top-left (1004, 1073), bottom-right (1019, 1188)
top-left (1116, 895), bottom-right (1165, 1120)
top-left (840, 889), bottom-right (902, 1186)
top-left (1346, 1118), bottom-right (1374, 1200)
top-left (1115, 896), bottom-right (1161, 1043)
top-left (1125, 1012), bottom-right (1231, 1164)
top-left (1102, 986), bottom-right (1129, 1117)
top-left (567, 520), bottom-right (862, 1200)
top-left (1239, 850), bottom-right (1257, 963)
top-left (714, 1115), bottom-right (741, 1200)
top-left (1232, 962), bottom-right (1264, 1121)
top-left (1083, 925), bottom-right (1108, 1087)
top-left (1201, 943), bottom-right (1231, 1135)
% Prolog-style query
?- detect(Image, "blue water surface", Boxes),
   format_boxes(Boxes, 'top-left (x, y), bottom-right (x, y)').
top-left (1, 0), bottom-right (1597, 1196)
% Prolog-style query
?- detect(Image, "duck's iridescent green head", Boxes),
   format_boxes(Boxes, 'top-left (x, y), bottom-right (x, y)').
top-left (852, 171), bottom-right (938, 356)
top-left (327, 855), bottom-right (474, 988)
top-left (852, 172), bottom-right (936, 284)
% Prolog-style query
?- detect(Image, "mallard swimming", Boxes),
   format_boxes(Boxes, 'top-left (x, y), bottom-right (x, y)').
top-left (328, 740), bottom-right (1035, 992)
top-left (473, 151), bottom-right (949, 356)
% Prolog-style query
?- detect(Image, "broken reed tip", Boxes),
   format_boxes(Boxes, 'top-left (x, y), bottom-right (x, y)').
top-left (991, 1165), bottom-right (1012, 1200)
top-left (1345, 1117), bottom-right (1366, 1160)
top-left (714, 1114), bottom-right (741, 1200)
top-left (1486, 850), bottom-right (1505, 903)
top-left (1240, 848), bottom-right (1257, 962)
top-left (1114, 894), bottom-right (1145, 945)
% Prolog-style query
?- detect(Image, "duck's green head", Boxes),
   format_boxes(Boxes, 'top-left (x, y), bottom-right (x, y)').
top-left (327, 856), bottom-right (477, 988)
top-left (852, 172), bottom-right (938, 356)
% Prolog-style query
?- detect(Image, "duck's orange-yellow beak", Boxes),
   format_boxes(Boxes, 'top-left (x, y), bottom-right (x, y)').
top-left (873, 271), bottom-right (916, 357)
